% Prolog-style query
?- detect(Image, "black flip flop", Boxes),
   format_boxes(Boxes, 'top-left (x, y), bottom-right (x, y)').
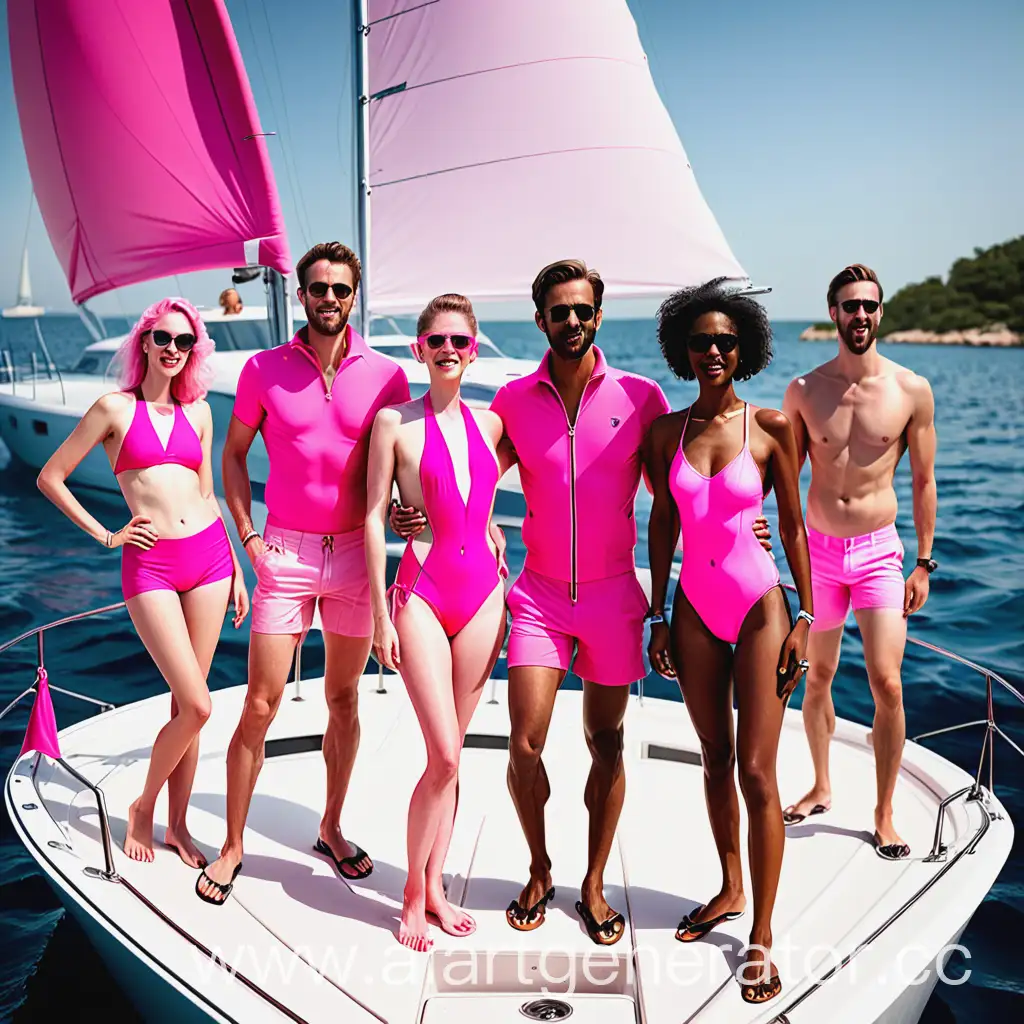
top-left (195, 861), bottom-right (242, 906)
top-left (874, 832), bottom-right (911, 861)
top-left (314, 837), bottom-right (374, 880)
top-left (782, 803), bottom-right (829, 825)
top-left (575, 900), bottom-right (626, 946)
top-left (675, 903), bottom-right (744, 943)
top-left (506, 885), bottom-right (555, 931)
top-left (740, 973), bottom-right (782, 1004)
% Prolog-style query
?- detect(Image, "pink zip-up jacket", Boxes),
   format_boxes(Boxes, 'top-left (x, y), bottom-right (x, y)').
top-left (491, 346), bottom-right (670, 597)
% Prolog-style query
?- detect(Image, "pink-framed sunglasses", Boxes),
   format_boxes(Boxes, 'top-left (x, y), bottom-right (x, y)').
top-left (416, 332), bottom-right (478, 355)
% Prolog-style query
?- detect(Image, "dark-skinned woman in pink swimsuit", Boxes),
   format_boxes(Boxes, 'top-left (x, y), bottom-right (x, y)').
top-left (38, 298), bottom-right (248, 868)
top-left (645, 279), bottom-right (814, 1006)
top-left (365, 294), bottom-right (510, 952)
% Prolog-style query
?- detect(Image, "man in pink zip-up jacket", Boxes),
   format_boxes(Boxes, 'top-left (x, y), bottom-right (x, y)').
top-left (493, 260), bottom-right (669, 944)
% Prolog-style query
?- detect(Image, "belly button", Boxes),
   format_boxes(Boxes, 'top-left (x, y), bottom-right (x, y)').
top-left (710, 558), bottom-right (716, 567)
top-left (180, 518), bottom-right (185, 524)
top-left (840, 496), bottom-right (850, 504)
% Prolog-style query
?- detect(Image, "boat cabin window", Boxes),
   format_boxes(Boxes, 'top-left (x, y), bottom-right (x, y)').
top-left (205, 320), bottom-right (272, 351)
top-left (71, 353), bottom-right (106, 375)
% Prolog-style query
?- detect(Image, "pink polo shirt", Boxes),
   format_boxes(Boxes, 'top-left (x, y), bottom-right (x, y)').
top-left (491, 346), bottom-right (670, 590)
top-left (233, 326), bottom-right (410, 535)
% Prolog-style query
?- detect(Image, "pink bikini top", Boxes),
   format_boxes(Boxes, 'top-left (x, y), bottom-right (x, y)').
top-left (113, 395), bottom-right (203, 476)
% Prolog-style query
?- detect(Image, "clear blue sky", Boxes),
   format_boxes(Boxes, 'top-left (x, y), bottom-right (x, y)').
top-left (0, 0), bottom-right (1021, 321)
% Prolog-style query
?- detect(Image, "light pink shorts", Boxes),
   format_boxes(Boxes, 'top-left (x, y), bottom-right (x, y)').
top-left (251, 522), bottom-right (371, 637)
top-left (808, 523), bottom-right (905, 632)
top-left (506, 568), bottom-right (648, 686)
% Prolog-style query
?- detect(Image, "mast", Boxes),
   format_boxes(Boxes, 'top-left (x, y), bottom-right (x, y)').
top-left (354, 0), bottom-right (371, 337)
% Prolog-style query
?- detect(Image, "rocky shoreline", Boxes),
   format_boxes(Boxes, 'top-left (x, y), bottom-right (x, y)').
top-left (799, 323), bottom-right (1021, 346)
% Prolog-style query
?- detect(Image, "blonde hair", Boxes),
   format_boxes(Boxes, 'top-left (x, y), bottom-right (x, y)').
top-left (416, 293), bottom-right (478, 336)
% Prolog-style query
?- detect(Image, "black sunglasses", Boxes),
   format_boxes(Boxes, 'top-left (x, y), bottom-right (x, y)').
top-left (149, 329), bottom-right (196, 351)
top-left (548, 303), bottom-right (596, 323)
top-left (840, 299), bottom-right (880, 314)
top-left (687, 332), bottom-right (739, 354)
top-left (421, 333), bottom-right (475, 350)
top-left (305, 281), bottom-right (354, 300)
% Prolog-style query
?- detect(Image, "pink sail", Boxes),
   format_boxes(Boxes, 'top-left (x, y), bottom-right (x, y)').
top-left (7, 0), bottom-right (290, 303)
top-left (19, 668), bottom-right (62, 762)
top-left (365, 0), bottom-right (747, 314)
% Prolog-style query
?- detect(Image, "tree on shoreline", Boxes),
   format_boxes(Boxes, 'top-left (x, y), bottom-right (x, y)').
top-left (814, 236), bottom-right (1024, 335)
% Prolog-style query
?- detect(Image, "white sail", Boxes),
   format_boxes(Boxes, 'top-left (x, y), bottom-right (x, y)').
top-left (16, 248), bottom-right (32, 307)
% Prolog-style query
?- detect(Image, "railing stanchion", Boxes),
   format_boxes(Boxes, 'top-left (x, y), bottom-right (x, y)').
top-left (291, 640), bottom-right (304, 701)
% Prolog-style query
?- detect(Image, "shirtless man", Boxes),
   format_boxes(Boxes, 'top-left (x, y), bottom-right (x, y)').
top-left (781, 264), bottom-right (937, 859)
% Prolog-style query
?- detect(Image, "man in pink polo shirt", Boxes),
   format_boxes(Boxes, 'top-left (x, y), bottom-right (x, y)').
top-left (197, 242), bottom-right (410, 904)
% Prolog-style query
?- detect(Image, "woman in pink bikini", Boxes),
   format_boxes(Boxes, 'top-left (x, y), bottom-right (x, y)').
top-left (38, 298), bottom-right (248, 868)
top-left (365, 294), bottom-right (509, 951)
top-left (646, 279), bottom-right (814, 1005)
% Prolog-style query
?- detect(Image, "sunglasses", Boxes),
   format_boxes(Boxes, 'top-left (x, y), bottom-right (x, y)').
top-left (687, 332), bottom-right (739, 354)
top-left (148, 330), bottom-right (196, 351)
top-left (548, 303), bottom-right (596, 323)
top-left (418, 333), bottom-right (478, 352)
top-left (840, 299), bottom-right (880, 314)
top-left (305, 281), bottom-right (354, 301)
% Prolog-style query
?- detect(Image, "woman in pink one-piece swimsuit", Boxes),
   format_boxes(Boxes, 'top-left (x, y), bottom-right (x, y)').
top-left (365, 293), bottom-right (511, 952)
top-left (645, 279), bottom-right (814, 1006)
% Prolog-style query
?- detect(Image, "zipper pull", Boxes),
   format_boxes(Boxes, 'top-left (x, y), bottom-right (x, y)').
top-left (568, 425), bottom-right (575, 437)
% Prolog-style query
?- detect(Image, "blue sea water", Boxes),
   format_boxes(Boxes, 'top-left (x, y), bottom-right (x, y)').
top-left (0, 315), bottom-right (1021, 1022)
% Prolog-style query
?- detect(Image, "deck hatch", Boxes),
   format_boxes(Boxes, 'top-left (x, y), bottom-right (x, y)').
top-left (642, 742), bottom-right (702, 766)
top-left (463, 733), bottom-right (509, 750)
top-left (264, 734), bottom-right (323, 758)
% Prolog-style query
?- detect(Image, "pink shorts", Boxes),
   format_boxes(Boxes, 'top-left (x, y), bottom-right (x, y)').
top-left (252, 522), bottom-right (371, 637)
top-left (808, 523), bottom-right (905, 632)
top-left (121, 519), bottom-right (232, 602)
top-left (506, 568), bottom-right (648, 686)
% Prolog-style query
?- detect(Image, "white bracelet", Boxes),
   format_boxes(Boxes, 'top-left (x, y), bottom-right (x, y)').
top-left (797, 609), bottom-right (815, 625)
top-left (241, 529), bottom-right (259, 548)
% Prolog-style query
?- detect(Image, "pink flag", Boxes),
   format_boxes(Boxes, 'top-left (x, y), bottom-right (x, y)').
top-left (19, 667), bottom-right (62, 761)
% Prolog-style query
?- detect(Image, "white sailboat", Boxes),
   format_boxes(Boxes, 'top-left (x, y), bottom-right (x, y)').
top-left (2, 3), bottom-right (1015, 1024)
top-left (1, 246), bottom-right (45, 317)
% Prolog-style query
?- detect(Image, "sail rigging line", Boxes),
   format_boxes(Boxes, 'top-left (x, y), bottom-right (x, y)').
top-left (374, 143), bottom-right (685, 190)
top-left (236, 0), bottom-right (313, 252)
top-left (254, 0), bottom-right (319, 253)
top-left (372, 53), bottom-right (642, 102)
top-left (365, 0), bottom-right (440, 29)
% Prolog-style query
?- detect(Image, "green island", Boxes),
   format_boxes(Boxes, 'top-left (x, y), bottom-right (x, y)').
top-left (802, 235), bottom-right (1023, 345)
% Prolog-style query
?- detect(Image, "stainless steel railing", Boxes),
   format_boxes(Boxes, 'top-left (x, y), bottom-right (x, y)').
top-left (1, 601), bottom-right (124, 882)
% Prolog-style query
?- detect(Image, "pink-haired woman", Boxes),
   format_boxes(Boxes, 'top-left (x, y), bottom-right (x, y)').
top-left (38, 298), bottom-right (248, 867)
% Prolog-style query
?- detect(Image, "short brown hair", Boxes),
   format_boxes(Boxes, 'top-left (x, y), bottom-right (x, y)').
top-left (416, 294), bottom-right (478, 337)
top-left (827, 264), bottom-right (883, 309)
top-left (296, 242), bottom-right (362, 292)
top-left (531, 259), bottom-right (605, 314)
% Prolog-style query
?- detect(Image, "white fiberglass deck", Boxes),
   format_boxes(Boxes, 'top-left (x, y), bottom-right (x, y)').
top-left (8, 669), bottom-right (1012, 1024)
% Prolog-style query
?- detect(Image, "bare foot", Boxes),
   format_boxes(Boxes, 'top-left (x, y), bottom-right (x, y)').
top-left (426, 888), bottom-right (476, 937)
top-left (782, 788), bottom-right (832, 824)
top-left (398, 889), bottom-right (433, 952)
top-left (739, 940), bottom-right (781, 1003)
top-left (164, 823), bottom-right (207, 869)
top-left (318, 824), bottom-right (373, 878)
top-left (196, 849), bottom-right (243, 903)
top-left (124, 800), bottom-right (155, 863)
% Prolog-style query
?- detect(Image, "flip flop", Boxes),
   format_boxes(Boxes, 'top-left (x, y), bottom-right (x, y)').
top-left (195, 861), bottom-right (242, 906)
top-left (575, 900), bottom-right (626, 946)
top-left (740, 973), bottom-right (782, 1004)
top-left (873, 832), bottom-right (911, 861)
top-left (506, 885), bottom-right (555, 931)
top-left (314, 837), bottom-right (374, 880)
top-left (782, 802), bottom-right (830, 825)
top-left (675, 903), bottom-right (745, 943)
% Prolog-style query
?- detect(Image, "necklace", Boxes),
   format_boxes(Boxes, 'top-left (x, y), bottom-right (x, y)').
top-left (690, 405), bottom-right (744, 423)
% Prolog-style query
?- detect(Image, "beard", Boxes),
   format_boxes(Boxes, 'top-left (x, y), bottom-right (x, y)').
top-left (547, 320), bottom-right (597, 362)
top-left (304, 300), bottom-right (349, 337)
top-left (839, 318), bottom-right (877, 355)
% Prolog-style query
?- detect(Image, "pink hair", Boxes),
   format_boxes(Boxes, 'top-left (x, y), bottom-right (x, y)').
top-left (114, 297), bottom-right (215, 404)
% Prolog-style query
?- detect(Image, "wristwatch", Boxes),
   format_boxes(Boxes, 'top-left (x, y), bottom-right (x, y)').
top-left (645, 609), bottom-right (666, 626)
top-left (916, 557), bottom-right (938, 574)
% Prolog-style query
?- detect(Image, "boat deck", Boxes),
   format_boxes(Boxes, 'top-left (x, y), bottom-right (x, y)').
top-left (7, 667), bottom-right (1012, 1024)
